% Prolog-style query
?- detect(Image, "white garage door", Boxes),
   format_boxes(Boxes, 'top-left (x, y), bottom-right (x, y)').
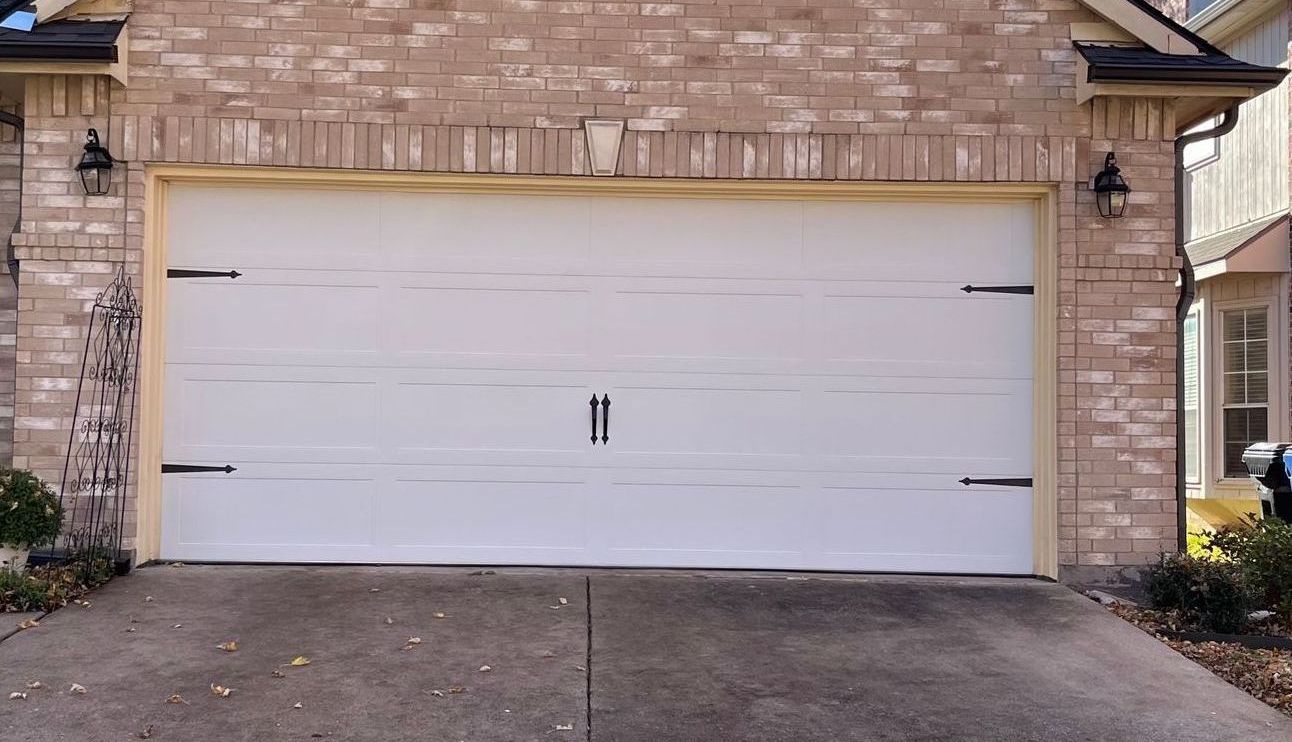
top-left (161, 184), bottom-right (1035, 574)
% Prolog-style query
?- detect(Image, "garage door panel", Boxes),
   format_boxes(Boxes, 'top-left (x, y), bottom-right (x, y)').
top-left (821, 290), bottom-right (1032, 379)
top-left (818, 385), bottom-right (1032, 473)
top-left (168, 187), bottom-right (381, 268)
top-left (590, 482), bottom-right (806, 568)
top-left (607, 384), bottom-right (803, 458)
top-left (607, 288), bottom-right (804, 364)
top-left (167, 278), bottom-right (383, 362)
top-left (390, 380), bottom-right (593, 455)
top-left (396, 285), bottom-right (593, 359)
top-left (592, 198), bottom-right (804, 272)
top-left (814, 484), bottom-right (1033, 574)
top-left (379, 191), bottom-right (593, 266)
top-left (379, 477), bottom-right (590, 551)
top-left (163, 474), bottom-right (376, 552)
top-left (169, 375), bottom-right (379, 454)
top-left (802, 201), bottom-right (1034, 282)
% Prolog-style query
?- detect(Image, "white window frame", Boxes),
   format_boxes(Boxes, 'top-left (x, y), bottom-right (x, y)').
top-left (1183, 309), bottom-right (1201, 485)
top-left (1210, 297), bottom-right (1281, 482)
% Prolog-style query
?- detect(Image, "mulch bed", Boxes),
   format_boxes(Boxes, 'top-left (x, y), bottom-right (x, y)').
top-left (1105, 602), bottom-right (1292, 717)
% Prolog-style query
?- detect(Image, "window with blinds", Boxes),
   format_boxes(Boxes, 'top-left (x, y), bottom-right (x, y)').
top-left (1183, 314), bottom-right (1199, 483)
top-left (1221, 308), bottom-right (1269, 478)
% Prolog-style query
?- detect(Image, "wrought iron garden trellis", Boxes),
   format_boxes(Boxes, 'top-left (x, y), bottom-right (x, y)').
top-left (50, 266), bottom-right (141, 570)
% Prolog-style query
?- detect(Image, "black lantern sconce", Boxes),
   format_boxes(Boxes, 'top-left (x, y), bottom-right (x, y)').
top-left (1092, 152), bottom-right (1130, 219)
top-left (76, 128), bottom-right (115, 196)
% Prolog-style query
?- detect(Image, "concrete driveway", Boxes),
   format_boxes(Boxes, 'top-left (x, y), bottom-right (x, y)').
top-left (1, 567), bottom-right (1288, 742)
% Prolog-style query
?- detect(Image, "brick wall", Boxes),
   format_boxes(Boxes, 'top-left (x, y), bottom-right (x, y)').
top-left (0, 101), bottom-right (21, 466)
top-left (10, 0), bottom-right (1184, 578)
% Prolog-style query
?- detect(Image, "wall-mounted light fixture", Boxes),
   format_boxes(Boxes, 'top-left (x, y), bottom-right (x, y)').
top-left (77, 128), bottom-right (116, 196)
top-left (1092, 152), bottom-right (1130, 219)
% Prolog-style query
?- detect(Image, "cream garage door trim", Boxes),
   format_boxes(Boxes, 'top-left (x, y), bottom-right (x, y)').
top-left (139, 167), bottom-right (1058, 577)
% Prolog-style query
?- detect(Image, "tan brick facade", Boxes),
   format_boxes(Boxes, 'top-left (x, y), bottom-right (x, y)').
top-left (9, 0), bottom-right (1188, 578)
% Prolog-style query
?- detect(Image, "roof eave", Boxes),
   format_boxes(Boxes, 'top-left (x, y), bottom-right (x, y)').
top-left (1087, 64), bottom-right (1289, 89)
top-left (0, 43), bottom-right (116, 63)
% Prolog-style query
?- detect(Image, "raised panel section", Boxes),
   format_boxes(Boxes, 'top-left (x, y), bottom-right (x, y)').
top-left (396, 286), bottom-right (592, 358)
top-left (610, 385), bottom-right (802, 457)
top-left (593, 198), bottom-right (804, 271)
top-left (381, 477), bottom-right (588, 550)
top-left (175, 377), bottom-right (378, 451)
top-left (819, 383), bottom-right (1032, 473)
top-left (802, 201), bottom-right (1034, 283)
top-left (607, 289), bottom-right (804, 362)
top-left (822, 290), bottom-right (1032, 378)
top-left (167, 186), bottom-right (381, 267)
top-left (167, 279), bottom-right (381, 358)
top-left (391, 382), bottom-right (587, 453)
top-left (168, 476), bottom-right (375, 547)
top-left (379, 192), bottom-right (593, 267)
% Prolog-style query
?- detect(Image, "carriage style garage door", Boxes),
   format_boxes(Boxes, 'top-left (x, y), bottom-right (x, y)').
top-left (160, 183), bottom-right (1037, 574)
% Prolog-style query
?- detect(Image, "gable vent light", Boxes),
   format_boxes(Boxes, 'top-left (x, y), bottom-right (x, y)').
top-left (77, 128), bottom-right (116, 196)
top-left (1093, 152), bottom-right (1130, 219)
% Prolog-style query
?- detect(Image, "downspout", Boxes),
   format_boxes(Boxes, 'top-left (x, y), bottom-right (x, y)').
top-left (0, 109), bottom-right (22, 288)
top-left (1175, 104), bottom-right (1240, 552)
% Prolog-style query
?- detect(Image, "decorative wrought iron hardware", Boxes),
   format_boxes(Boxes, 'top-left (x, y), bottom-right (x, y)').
top-left (958, 477), bottom-right (1032, 488)
top-left (590, 394), bottom-right (600, 444)
top-left (162, 464), bottom-right (237, 474)
top-left (600, 394), bottom-right (610, 444)
top-left (960, 285), bottom-right (1033, 295)
top-left (167, 269), bottom-right (242, 279)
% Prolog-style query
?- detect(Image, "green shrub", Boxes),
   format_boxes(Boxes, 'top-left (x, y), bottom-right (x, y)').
top-left (1205, 517), bottom-right (1292, 621)
top-left (1144, 552), bottom-right (1253, 634)
top-left (0, 555), bottom-right (114, 613)
top-left (0, 469), bottom-right (62, 550)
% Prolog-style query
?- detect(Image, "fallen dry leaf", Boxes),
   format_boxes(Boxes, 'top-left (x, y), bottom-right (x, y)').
top-left (558, 597), bottom-right (568, 606)
top-left (478, 665), bottom-right (492, 672)
top-left (17, 619), bottom-right (38, 630)
top-left (292, 702), bottom-right (303, 709)
top-left (573, 665), bottom-right (586, 672)
top-left (555, 723), bottom-right (574, 731)
top-left (289, 656), bottom-right (311, 667)
top-left (430, 690), bottom-right (445, 698)
top-left (69, 683), bottom-right (87, 695)
top-left (384, 616), bottom-right (394, 625)
top-left (216, 640), bottom-right (239, 653)
top-left (209, 683), bottom-right (233, 698)
top-left (271, 670), bottom-right (286, 679)
top-left (138, 724), bottom-right (155, 739)
top-left (541, 650), bottom-right (555, 658)
top-left (170, 562), bottom-right (185, 568)
top-left (368, 588), bottom-right (380, 593)
top-left (448, 686), bottom-right (466, 694)
top-left (144, 596), bottom-right (154, 602)
top-left (165, 693), bottom-right (187, 705)
top-left (25, 681), bottom-right (41, 690)
top-left (8, 692), bottom-right (26, 701)
top-left (432, 612), bottom-right (447, 619)
top-left (172, 624), bottom-right (183, 630)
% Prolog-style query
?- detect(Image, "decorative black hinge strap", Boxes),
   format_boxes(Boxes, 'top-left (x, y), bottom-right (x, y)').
top-left (959, 477), bottom-right (1032, 488)
top-left (590, 394), bottom-right (599, 445)
top-left (162, 464), bottom-right (237, 474)
top-left (960, 285), bottom-right (1033, 295)
top-left (167, 269), bottom-right (241, 279)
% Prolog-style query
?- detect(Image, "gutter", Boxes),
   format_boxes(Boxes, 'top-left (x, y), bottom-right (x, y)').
top-left (0, 43), bottom-right (117, 63)
top-left (1175, 104), bottom-right (1240, 553)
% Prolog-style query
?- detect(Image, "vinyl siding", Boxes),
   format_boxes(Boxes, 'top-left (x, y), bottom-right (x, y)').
top-left (1185, 7), bottom-right (1290, 241)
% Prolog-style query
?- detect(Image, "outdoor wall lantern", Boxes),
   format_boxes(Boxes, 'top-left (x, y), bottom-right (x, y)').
top-left (1092, 152), bottom-right (1130, 219)
top-left (77, 128), bottom-right (116, 196)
